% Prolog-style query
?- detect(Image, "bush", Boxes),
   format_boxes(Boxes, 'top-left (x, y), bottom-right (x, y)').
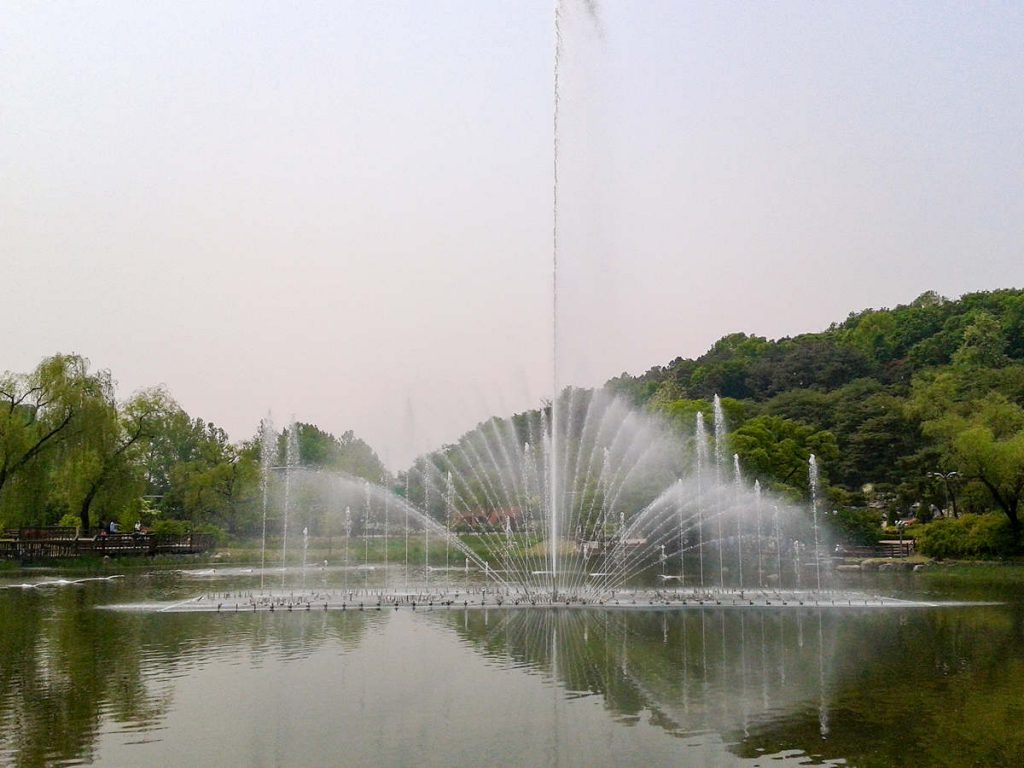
top-left (916, 514), bottom-right (1016, 559)
top-left (148, 519), bottom-right (226, 544)
top-left (149, 519), bottom-right (191, 536)
top-left (57, 513), bottom-right (81, 530)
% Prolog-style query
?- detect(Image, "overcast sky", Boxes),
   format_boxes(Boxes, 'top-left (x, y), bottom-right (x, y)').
top-left (3, 0), bottom-right (1022, 468)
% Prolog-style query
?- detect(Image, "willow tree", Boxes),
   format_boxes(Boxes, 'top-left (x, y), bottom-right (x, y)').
top-left (951, 417), bottom-right (1024, 544)
top-left (55, 387), bottom-right (177, 531)
top-left (923, 394), bottom-right (1024, 546)
top-left (0, 354), bottom-right (108, 526)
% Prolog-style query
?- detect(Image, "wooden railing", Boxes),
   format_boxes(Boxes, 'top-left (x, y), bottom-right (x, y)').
top-left (837, 539), bottom-right (915, 558)
top-left (3, 527), bottom-right (78, 540)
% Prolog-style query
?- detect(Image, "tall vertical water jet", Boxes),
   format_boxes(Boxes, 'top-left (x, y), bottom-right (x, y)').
top-left (404, 472), bottom-right (410, 590)
top-left (676, 478), bottom-right (685, 582)
top-left (599, 446), bottom-right (611, 539)
top-left (754, 480), bottom-right (763, 589)
top-left (258, 414), bottom-right (275, 591)
top-left (382, 475), bottom-right (389, 588)
top-left (546, 0), bottom-right (603, 598)
top-left (733, 453), bottom-right (743, 590)
top-left (504, 513), bottom-right (514, 578)
top-left (549, 0), bottom-right (564, 599)
top-left (713, 396), bottom-right (727, 588)
top-left (712, 396), bottom-right (727, 469)
top-left (423, 464), bottom-right (431, 589)
top-left (344, 505), bottom-right (352, 593)
top-left (695, 413), bottom-right (708, 589)
top-left (808, 454), bottom-right (822, 592)
top-left (280, 420), bottom-right (299, 586)
top-left (793, 539), bottom-right (803, 590)
top-left (445, 470), bottom-right (454, 592)
top-left (772, 505), bottom-right (783, 587)
top-left (521, 443), bottom-right (533, 526)
top-left (301, 526), bottom-right (309, 588)
top-left (363, 480), bottom-right (371, 582)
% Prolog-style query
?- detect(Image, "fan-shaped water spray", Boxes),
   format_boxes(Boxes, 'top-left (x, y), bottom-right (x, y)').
top-left (245, 390), bottom-right (836, 604)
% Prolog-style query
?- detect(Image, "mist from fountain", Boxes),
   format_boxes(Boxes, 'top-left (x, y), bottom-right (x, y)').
top-left (242, 1), bottom-right (835, 606)
top-left (244, 387), bottom-right (844, 604)
top-left (733, 452), bottom-right (744, 589)
top-left (280, 420), bottom-right (299, 587)
top-left (809, 454), bottom-right (823, 592)
top-left (754, 479), bottom-right (763, 588)
top-left (301, 526), bottom-right (309, 588)
top-left (712, 396), bottom-right (728, 589)
top-left (363, 480), bottom-right (371, 581)
top-left (695, 413), bottom-right (708, 588)
top-left (258, 414), bottom-right (275, 590)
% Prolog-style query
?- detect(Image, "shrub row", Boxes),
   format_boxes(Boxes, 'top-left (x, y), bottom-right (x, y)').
top-left (915, 514), bottom-right (1015, 559)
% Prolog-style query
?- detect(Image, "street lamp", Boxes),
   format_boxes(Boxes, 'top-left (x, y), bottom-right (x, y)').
top-left (928, 471), bottom-right (960, 518)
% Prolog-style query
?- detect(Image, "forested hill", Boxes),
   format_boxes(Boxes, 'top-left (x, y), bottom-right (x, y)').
top-left (609, 290), bottom-right (1024, 404)
top-left (607, 289), bottom-right (1024, 537)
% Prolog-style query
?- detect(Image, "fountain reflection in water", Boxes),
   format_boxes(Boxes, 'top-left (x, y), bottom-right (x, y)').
top-left (433, 605), bottom-right (838, 744)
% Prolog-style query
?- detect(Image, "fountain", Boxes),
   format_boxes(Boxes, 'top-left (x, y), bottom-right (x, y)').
top-left (118, 1), bottom-right (932, 614)
top-left (280, 420), bottom-right (299, 587)
top-left (809, 453), bottom-right (823, 592)
top-left (139, 388), bottom-right (966, 614)
top-left (216, 1), bottom-right (832, 607)
top-left (258, 414), bottom-right (275, 590)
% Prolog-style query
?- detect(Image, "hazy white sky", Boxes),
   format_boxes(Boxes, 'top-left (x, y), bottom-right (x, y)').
top-left (3, 1), bottom-right (1022, 467)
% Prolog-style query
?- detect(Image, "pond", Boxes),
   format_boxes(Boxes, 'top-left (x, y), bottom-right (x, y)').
top-left (1, 566), bottom-right (1021, 767)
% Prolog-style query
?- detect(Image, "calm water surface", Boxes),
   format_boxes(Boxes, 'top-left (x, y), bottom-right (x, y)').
top-left (1, 568), bottom-right (1021, 767)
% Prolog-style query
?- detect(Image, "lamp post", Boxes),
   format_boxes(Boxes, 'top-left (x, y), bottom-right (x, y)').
top-left (928, 471), bottom-right (960, 519)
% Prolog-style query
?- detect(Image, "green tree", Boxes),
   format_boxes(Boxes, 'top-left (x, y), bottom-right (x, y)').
top-left (140, 409), bottom-right (223, 507)
top-left (170, 442), bottom-right (259, 535)
top-left (843, 309), bottom-right (898, 363)
top-left (157, 419), bottom-right (253, 533)
top-left (58, 387), bottom-right (177, 531)
top-left (650, 397), bottom-right (746, 436)
top-left (0, 354), bottom-right (109, 526)
top-left (950, 421), bottom-right (1024, 543)
top-left (952, 311), bottom-right (1008, 369)
top-left (829, 384), bottom-right (919, 488)
top-left (289, 422), bottom-right (387, 482)
top-left (923, 396), bottom-right (1024, 544)
top-left (729, 415), bottom-right (839, 496)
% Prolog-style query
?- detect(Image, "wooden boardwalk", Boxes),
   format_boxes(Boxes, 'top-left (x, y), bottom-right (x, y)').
top-left (0, 528), bottom-right (215, 562)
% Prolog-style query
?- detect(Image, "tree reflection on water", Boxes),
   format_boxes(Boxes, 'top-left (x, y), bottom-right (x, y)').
top-left (0, 580), bottom-right (379, 768)
top-left (2, 574), bottom-right (1023, 768)
top-left (434, 604), bottom-right (1024, 766)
